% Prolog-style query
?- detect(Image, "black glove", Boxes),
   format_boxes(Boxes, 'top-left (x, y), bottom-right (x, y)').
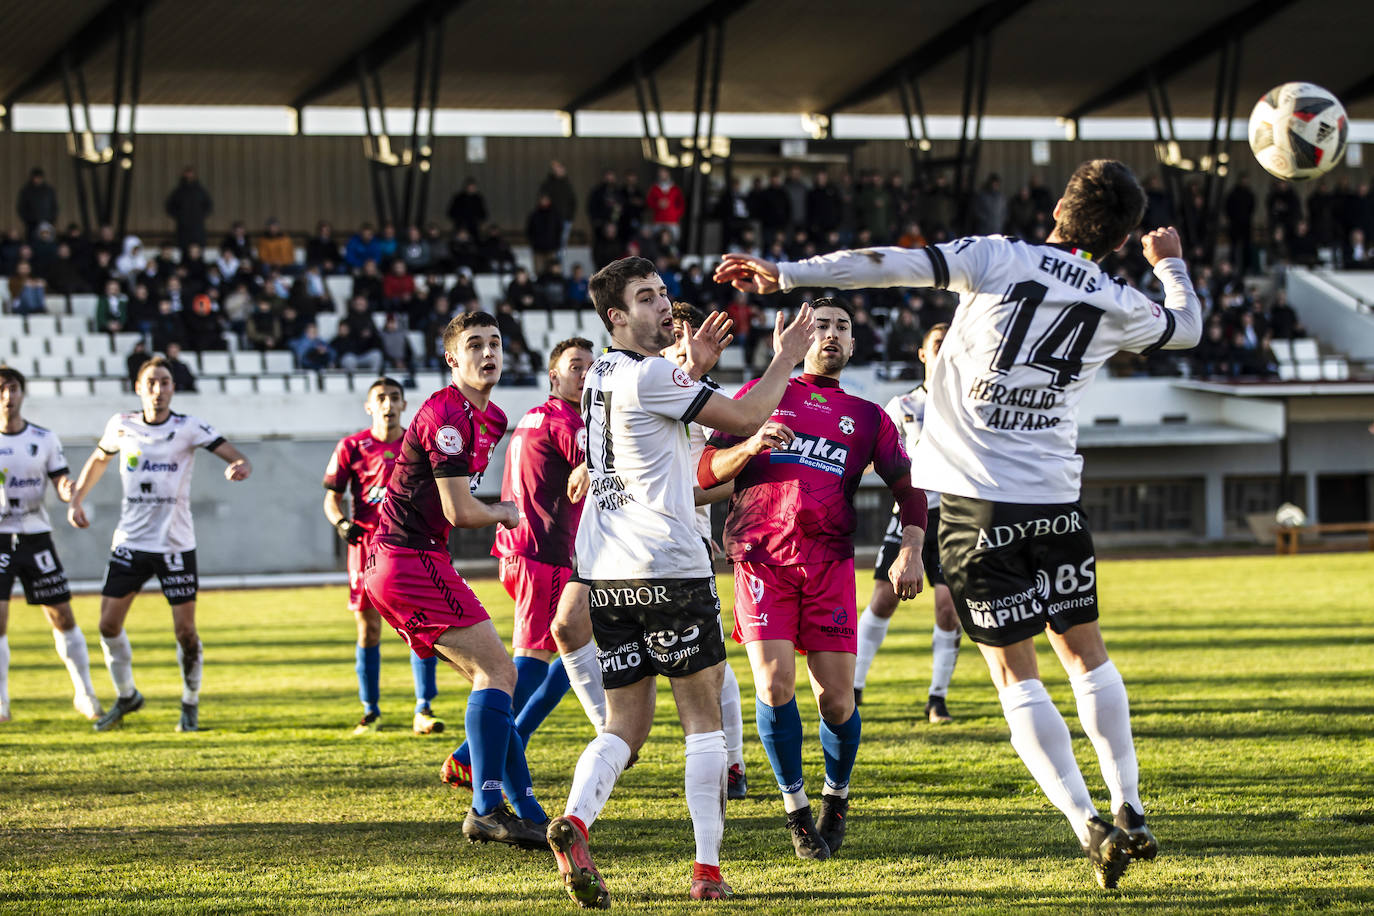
top-left (335, 518), bottom-right (366, 545)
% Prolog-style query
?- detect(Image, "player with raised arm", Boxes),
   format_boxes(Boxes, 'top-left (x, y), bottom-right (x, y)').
top-left (853, 323), bottom-right (964, 723)
top-left (0, 367), bottom-right (102, 723)
top-left (715, 159), bottom-right (1201, 888)
top-left (698, 296), bottom-right (927, 861)
top-left (67, 356), bottom-right (252, 733)
top-left (545, 257), bottom-right (814, 907)
top-left (323, 377), bottom-right (446, 737)
top-left (362, 311), bottom-right (547, 850)
top-left (441, 336), bottom-right (593, 790)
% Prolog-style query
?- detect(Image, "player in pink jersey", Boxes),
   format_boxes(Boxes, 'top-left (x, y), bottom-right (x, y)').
top-left (324, 377), bottom-right (446, 737)
top-left (699, 297), bottom-right (928, 861)
top-left (441, 336), bottom-right (593, 790)
top-left (363, 311), bottom-right (546, 850)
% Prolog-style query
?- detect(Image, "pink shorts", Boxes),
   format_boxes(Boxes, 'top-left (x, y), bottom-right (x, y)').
top-left (500, 555), bottom-right (571, 653)
top-left (362, 542), bottom-right (490, 659)
top-left (347, 540), bottom-right (375, 614)
top-left (732, 558), bottom-right (858, 654)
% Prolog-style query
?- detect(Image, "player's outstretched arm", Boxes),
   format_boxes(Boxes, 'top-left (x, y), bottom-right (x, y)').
top-left (716, 246), bottom-right (944, 294)
top-left (212, 441), bottom-right (252, 481)
top-left (698, 421), bottom-right (794, 489)
top-left (323, 490), bottom-right (365, 544)
top-left (694, 305), bottom-right (814, 438)
top-left (54, 472), bottom-right (75, 503)
top-left (67, 448), bottom-right (113, 528)
top-left (1142, 227), bottom-right (1203, 350)
top-left (682, 311), bottom-right (735, 380)
top-left (693, 479), bottom-right (734, 507)
top-left (435, 476), bottom-right (518, 531)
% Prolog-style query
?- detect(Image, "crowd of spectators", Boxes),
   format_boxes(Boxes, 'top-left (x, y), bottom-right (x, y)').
top-left (5, 158), bottom-right (1373, 385)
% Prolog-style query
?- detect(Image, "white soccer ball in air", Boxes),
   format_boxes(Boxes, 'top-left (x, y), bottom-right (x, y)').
top-left (1248, 82), bottom-right (1348, 181)
top-left (1274, 502), bottom-right (1307, 528)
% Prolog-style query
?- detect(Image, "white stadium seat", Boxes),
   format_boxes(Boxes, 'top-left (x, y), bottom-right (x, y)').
top-left (473, 275), bottom-right (503, 306)
top-left (263, 351), bottom-right (295, 374)
top-left (1269, 339), bottom-right (1293, 362)
top-left (68, 293), bottom-right (99, 320)
top-left (256, 375), bottom-right (290, 394)
top-left (69, 355), bottom-right (106, 376)
top-left (199, 352), bottom-right (233, 375)
top-left (0, 316), bottom-right (27, 341)
top-left (56, 315), bottom-right (89, 334)
top-left (1291, 339), bottom-right (1319, 362)
top-left (320, 372), bottom-right (353, 393)
top-left (286, 373), bottom-right (316, 393)
top-left (406, 332), bottom-right (425, 362)
top-left (223, 377), bottom-right (256, 395)
top-left (234, 352), bottom-right (265, 374)
top-left (12, 337), bottom-right (47, 359)
top-left (315, 312), bottom-right (340, 339)
top-left (34, 356), bottom-right (68, 377)
top-left (47, 336), bottom-right (82, 357)
top-left (325, 276), bottom-right (352, 309)
top-left (26, 378), bottom-right (61, 397)
top-left (24, 315), bottom-right (58, 337)
top-left (110, 332), bottom-right (144, 356)
top-left (549, 311), bottom-right (580, 341)
top-left (1277, 362), bottom-right (1298, 381)
top-left (91, 378), bottom-right (124, 396)
top-left (1296, 361), bottom-right (1322, 381)
top-left (1321, 358), bottom-right (1349, 381)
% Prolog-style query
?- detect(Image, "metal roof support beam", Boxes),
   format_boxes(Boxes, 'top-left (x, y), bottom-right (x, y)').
top-left (0, 0), bottom-right (152, 123)
top-left (289, 0), bottom-right (469, 112)
top-left (1062, 0), bottom-right (1297, 121)
top-left (823, 0), bottom-right (1033, 114)
top-left (562, 0), bottom-right (753, 114)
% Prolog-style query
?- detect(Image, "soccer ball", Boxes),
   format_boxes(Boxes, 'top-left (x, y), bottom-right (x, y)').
top-left (1248, 82), bottom-right (1348, 181)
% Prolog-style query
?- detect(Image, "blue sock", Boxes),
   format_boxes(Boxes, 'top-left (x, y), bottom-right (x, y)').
top-left (755, 696), bottom-right (805, 795)
top-left (465, 689), bottom-right (514, 816)
top-left (819, 708), bottom-right (862, 794)
top-left (514, 657), bottom-right (571, 749)
top-left (512, 656), bottom-right (548, 716)
top-left (356, 644), bottom-right (380, 716)
top-left (411, 652), bottom-right (438, 713)
top-left (451, 658), bottom-right (550, 769)
top-left (503, 726), bottom-right (546, 823)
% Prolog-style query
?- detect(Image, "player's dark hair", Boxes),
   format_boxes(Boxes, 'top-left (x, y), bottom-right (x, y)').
top-left (441, 310), bottom-right (499, 354)
top-left (1054, 159), bottom-right (1146, 258)
top-left (589, 256), bottom-right (656, 332)
top-left (136, 356), bottom-right (171, 386)
top-left (548, 337), bottom-right (594, 373)
top-left (366, 376), bottom-right (405, 397)
top-left (670, 301), bottom-right (709, 327)
top-left (922, 322), bottom-right (949, 348)
top-left (0, 366), bottom-right (26, 392)
top-left (810, 296), bottom-right (855, 319)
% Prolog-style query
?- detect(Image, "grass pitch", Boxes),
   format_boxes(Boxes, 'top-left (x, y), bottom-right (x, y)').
top-left (2, 553), bottom-right (1372, 914)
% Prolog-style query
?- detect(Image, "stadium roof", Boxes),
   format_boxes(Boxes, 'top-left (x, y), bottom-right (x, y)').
top-left (2, 0), bottom-right (1372, 122)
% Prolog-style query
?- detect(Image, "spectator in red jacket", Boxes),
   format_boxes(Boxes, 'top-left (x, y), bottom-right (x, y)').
top-left (381, 260), bottom-right (415, 313)
top-left (646, 166), bottom-right (685, 240)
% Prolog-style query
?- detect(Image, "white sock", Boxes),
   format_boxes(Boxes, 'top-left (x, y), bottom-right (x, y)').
top-left (562, 639), bottom-right (606, 733)
top-left (928, 624), bottom-right (961, 698)
top-left (720, 662), bottom-right (745, 769)
top-left (54, 626), bottom-right (99, 701)
top-left (1070, 660), bottom-right (1142, 816)
top-left (176, 638), bottom-right (203, 705)
top-left (684, 730), bottom-right (727, 867)
top-left (0, 635), bottom-right (9, 714)
top-left (853, 608), bottom-right (890, 689)
top-left (999, 679), bottom-right (1099, 844)
top-left (100, 631), bottom-right (137, 697)
top-left (564, 732), bottom-right (631, 830)
top-left (783, 787), bottom-right (810, 813)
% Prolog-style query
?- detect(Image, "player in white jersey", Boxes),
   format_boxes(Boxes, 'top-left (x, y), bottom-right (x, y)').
top-left (715, 160), bottom-right (1202, 889)
top-left (853, 323), bottom-right (963, 723)
top-left (546, 256), bottom-right (813, 907)
top-left (68, 357), bottom-right (252, 733)
top-left (0, 367), bottom-right (102, 723)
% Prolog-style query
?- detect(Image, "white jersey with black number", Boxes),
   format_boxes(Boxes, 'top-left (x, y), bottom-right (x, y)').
top-left (576, 349), bottom-right (715, 581)
top-left (97, 411), bottom-right (225, 552)
top-left (0, 422), bottom-right (69, 534)
top-left (883, 386), bottom-right (940, 510)
top-left (688, 375), bottom-right (723, 541)
top-left (781, 236), bottom-right (1201, 503)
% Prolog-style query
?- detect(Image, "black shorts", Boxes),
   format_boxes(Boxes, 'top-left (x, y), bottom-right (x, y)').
top-left (589, 577), bottom-right (727, 690)
top-left (102, 547), bottom-right (199, 605)
top-left (938, 495), bottom-right (1098, 648)
top-left (0, 532), bottom-right (72, 606)
top-left (874, 505), bottom-right (945, 587)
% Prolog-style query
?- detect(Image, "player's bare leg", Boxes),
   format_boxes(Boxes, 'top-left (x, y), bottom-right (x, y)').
top-left (432, 620), bottom-right (546, 848)
top-left (805, 650), bottom-right (860, 855)
top-left (0, 601), bottom-right (10, 722)
top-left (38, 601), bottom-right (102, 720)
top-left (352, 606), bottom-right (384, 735)
top-left (926, 584), bottom-right (961, 723)
top-left (978, 635), bottom-right (1131, 888)
top-left (169, 601), bottom-right (202, 732)
top-left (852, 579), bottom-right (898, 705)
top-left (551, 581), bottom-right (604, 732)
top-left (747, 639), bottom-right (829, 860)
top-left (1046, 621), bottom-right (1155, 861)
top-left (94, 593), bottom-right (143, 731)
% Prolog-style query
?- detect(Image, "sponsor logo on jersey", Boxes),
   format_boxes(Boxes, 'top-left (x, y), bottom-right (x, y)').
top-left (382, 450), bottom-right (396, 460)
top-left (599, 640), bottom-right (643, 674)
top-left (645, 624), bottom-right (702, 665)
top-left (141, 460), bottom-right (179, 472)
top-left (0, 448), bottom-right (10, 456)
top-left (965, 585), bottom-right (1043, 630)
top-left (34, 550), bottom-right (57, 574)
top-left (126, 449), bottom-right (141, 471)
top-left (435, 425), bottom-right (463, 455)
top-left (590, 583), bottom-right (671, 608)
top-left (832, 606), bottom-right (848, 626)
top-left (140, 482), bottom-right (154, 494)
top-left (365, 484), bottom-right (387, 504)
top-left (967, 377), bottom-right (1059, 410)
top-left (0, 469), bottom-right (5, 484)
top-left (576, 427), bottom-right (587, 453)
top-left (974, 510), bottom-right (1083, 549)
top-left (1, 473), bottom-right (43, 489)
top-left (671, 367), bottom-right (694, 388)
top-left (28, 444), bottom-right (38, 456)
top-left (769, 432), bottom-right (848, 476)
top-left (838, 415), bottom-right (855, 436)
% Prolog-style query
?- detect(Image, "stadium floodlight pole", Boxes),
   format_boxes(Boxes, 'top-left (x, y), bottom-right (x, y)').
top-left (59, 55), bottom-right (93, 236)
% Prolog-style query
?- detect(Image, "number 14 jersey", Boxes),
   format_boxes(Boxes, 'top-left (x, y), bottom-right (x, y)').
top-left (779, 236), bottom-right (1201, 504)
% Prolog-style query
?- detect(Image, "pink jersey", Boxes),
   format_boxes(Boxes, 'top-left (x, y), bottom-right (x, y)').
top-left (374, 384), bottom-right (507, 551)
top-left (492, 395), bottom-right (585, 568)
top-left (322, 429), bottom-right (403, 534)
top-left (710, 374), bottom-right (911, 565)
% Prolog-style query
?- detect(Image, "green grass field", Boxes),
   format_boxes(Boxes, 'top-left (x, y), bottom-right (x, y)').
top-left (2, 553), bottom-right (1372, 914)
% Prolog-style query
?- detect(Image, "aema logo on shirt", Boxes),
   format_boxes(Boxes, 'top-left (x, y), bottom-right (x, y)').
top-left (769, 432), bottom-right (847, 476)
top-left (125, 449), bottom-right (141, 471)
